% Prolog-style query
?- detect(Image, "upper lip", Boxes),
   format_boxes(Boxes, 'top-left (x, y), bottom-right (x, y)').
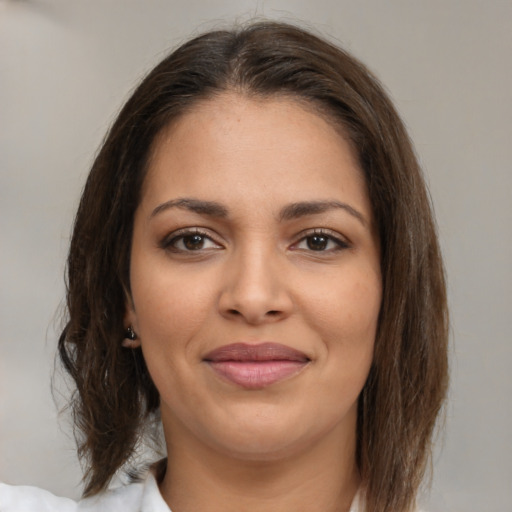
top-left (203, 343), bottom-right (310, 362)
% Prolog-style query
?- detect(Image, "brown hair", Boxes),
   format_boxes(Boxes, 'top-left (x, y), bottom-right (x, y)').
top-left (59, 21), bottom-right (448, 511)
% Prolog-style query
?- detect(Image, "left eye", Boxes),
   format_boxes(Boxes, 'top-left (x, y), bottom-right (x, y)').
top-left (293, 232), bottom-right (348, 252)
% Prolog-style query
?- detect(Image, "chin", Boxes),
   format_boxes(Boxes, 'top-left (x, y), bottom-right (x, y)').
top-left (204, 406), bottom-right (355, 463)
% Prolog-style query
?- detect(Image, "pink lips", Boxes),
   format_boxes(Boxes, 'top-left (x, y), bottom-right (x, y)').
top-left (204, 343), bottom-right (310, 389)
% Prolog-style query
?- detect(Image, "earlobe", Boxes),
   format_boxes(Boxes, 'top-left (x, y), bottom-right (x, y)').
top-left (122, 325), bottom-right (141, 348)
top-left (123, 303), bottom-right (141, 348)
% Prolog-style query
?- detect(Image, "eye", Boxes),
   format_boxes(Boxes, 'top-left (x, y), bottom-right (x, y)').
top-left (161, 229), bottom-right (222, 253)
top-left (292, 230), bottom-right (349, 252)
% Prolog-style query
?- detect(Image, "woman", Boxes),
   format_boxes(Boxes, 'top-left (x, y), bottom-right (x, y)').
top-left (0, 21), bottom-right (448, 512)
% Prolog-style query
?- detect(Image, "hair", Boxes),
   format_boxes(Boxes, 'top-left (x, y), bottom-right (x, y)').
top-left (58, 20), bottom-right (448, 512)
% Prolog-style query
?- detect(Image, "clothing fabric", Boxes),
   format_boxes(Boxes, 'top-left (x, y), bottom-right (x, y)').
top-left (0, 472), bottom-right (169, 512)
top-left (1, 472), bottom-right (363, 512)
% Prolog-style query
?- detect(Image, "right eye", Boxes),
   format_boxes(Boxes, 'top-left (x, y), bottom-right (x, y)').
top-left (162, 229), bottom-right (222, 253)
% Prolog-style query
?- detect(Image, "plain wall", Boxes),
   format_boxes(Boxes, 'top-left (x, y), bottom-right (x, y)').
top-left (1, 1), bottom-right (511, 510)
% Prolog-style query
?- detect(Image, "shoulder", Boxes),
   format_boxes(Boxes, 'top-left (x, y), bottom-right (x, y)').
top-left (77, 479), bottom-right (145, 511)
top-left (0, 473), bottom-right (168, 512)
top-left (80, 471), bottom-right (169, 511)
top-left (0, 482), bottom-right (77, 512)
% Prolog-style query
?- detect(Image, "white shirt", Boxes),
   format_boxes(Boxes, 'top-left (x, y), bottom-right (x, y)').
top-left (0, 473), bottom-right (364, 512)
top-left (0, 472), bottom-right (169, 512)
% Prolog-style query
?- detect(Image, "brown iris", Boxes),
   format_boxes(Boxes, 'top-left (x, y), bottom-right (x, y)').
top-left (307, 235), bottom-right (329, 251)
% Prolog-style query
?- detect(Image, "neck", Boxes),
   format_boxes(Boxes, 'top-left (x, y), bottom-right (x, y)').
top-left (159, 418), bottom-right (360, 512)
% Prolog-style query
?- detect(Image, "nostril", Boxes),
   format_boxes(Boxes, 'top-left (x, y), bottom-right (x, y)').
top-left (224, 308), bottom-right (282, 321)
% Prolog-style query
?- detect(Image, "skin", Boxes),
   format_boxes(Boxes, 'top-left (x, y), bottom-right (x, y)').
top-left (125, 93), bottom-right (382, 512)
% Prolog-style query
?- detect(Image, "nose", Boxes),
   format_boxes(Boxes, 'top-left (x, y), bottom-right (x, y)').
top-left (218, 245), bottom-right (294, 325)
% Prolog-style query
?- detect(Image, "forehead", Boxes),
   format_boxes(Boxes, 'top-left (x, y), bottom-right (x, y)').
top-left (142, 93), bottom-right (370, 220)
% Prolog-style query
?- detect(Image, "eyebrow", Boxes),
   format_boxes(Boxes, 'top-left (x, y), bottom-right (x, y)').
top-left (278, 200), bottom-right (367, 226)
top-left (151, 197), bottom-right (366, 226)
top-left (151, 198), bottom-right (228, 218)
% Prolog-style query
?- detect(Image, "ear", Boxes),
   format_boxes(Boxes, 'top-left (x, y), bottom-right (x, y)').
top-left (122, 301), bottom-right (141, 348)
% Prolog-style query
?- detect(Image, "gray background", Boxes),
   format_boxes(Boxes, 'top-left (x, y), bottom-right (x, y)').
top-left (1, 1), bottom-right (511, 510)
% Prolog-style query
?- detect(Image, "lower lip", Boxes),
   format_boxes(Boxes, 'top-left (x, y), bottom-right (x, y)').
top-left (207, 360), bottom-right (308, 389)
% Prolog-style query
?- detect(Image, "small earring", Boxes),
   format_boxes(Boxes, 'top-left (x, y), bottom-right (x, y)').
top-left (125, 326), bottom-right (137, 341)
top-left (123, 325), bottom-right (139, 348)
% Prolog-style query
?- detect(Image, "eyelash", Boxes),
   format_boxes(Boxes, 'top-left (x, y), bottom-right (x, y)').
top-left (160, 228), bottom-right (350, 254)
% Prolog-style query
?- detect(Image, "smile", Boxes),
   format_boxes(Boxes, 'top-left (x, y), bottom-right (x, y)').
top-left (203, 343), bottom-right (310, 389)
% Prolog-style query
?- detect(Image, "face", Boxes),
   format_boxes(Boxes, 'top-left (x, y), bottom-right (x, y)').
top-left (126, 94), bottom-right (381, 462)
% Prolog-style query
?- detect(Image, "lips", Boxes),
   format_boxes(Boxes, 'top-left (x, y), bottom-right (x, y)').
top-left (203, 343), bottom-right (310, 389)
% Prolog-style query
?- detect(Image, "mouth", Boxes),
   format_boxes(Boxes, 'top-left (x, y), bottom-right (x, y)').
top-left (203, 342), bottom-right (310, 389)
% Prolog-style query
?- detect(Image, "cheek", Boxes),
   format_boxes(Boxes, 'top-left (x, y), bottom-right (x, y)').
top-left (293, 270), bottom-right (380, 435)
top-left (132, 271), bottom-right (216, 398)
top-left (304, 271), bottom-right (381, 341)
top-left (300, 268), bottom-right (381, 394)
top-left (131, 262), bottom-right (218, 339)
